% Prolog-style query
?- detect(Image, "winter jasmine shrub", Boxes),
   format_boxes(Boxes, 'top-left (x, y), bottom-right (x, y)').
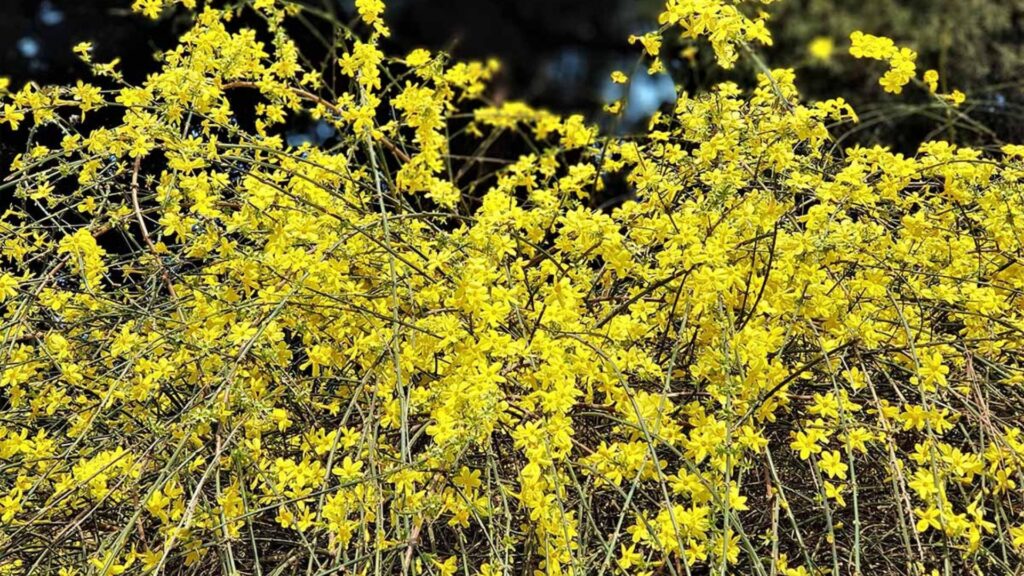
top-left (0, 0), bottom-right (1022, 575)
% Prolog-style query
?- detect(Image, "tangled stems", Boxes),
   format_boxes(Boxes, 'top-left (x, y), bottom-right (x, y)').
top-left (0, 1), bottom-right (1023, 575)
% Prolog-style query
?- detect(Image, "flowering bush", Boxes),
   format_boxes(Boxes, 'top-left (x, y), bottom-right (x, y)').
top-left (0, 0), bottom-right (1023, 575)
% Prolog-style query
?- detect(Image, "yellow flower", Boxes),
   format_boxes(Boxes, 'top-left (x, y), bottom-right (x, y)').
top-left (0, 274), bottom-right (18, 302)
top-left (618, 543), bottom-right (642, 570)
top-left (824, 481), bottom-right (847, 507)
top-left (915, 507), bottom-right (942, 533)
top-left (628, 32), bottom-right (662, 57)
top-left (405, 48), bottom-right (432, 68)
top-left (818, 450), bottom-right (849, 480)
top-left (453, 466), bottom-right (482, 490)
top-left (434, 556), bottom-right (458, 576)
top-left (355, 0), bottom-right (390, 36)
top-left (791, 431), bottom-right (823, 460)
top-left (604, 100), bottom-right (623, 115)
top-left (945, 89), bottom-right (966, 107)
top-left (1010, 525), bottom-right (1024, 549)
top-left (271, 408), bottom-right (292, 432)
top-left (808, 36), bottom-right (834, 62)
top-left (72, 42), bottom-right (93, 61)
top-left (332, 456), bottom-right (364, 482)
top-left (2, 104), bottom-right (25, 130)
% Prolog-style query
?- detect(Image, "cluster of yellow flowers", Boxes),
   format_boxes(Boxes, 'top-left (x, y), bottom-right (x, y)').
top-left (657, 0), bottom-right (775, 69)
top-left (848, 31), bottom-right (966, 106)
top-left (0, 0), bottom-right (1022, 575)
top-left (848, 31), bottom-right (918, 94)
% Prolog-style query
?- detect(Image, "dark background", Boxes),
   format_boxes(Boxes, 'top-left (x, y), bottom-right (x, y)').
top-left (1, 0), bottom-right (1023, 150)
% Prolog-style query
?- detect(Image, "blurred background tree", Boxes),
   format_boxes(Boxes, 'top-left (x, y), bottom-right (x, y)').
top-left (767, 0), bottom-right (1024, 148)
top-left (771, 0), bottom-right (1024, 97)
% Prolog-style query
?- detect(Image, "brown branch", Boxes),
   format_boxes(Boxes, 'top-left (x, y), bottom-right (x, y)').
top-left (220, 81), bottom-right (412, 163)
top-left (128, 155), bottom-right (177, 299)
